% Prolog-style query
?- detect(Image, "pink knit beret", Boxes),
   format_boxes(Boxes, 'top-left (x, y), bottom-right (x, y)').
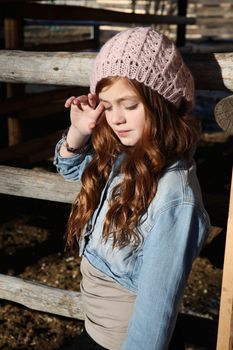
top-left (90, 27), bottom-right (194, 110)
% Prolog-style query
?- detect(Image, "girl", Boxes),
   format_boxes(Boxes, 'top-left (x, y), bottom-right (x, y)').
top-left (54, 27), bottom-right (210, 350)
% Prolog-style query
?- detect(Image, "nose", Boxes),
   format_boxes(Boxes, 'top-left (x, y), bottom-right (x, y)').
top-left (111, 106), bottom-right (126, 125)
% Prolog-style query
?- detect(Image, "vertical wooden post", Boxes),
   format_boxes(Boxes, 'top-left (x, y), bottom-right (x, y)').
top-left (4, 14), bottom-right (24, 146)
top-left (217, 167), bottom-right (233, 350)
top-left (91, 24), bottom-right (100, 48)
top-left (176, 0), bottom-right (188, 47)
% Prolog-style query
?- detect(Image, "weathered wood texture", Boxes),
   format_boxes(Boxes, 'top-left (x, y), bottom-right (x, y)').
top-left (6, 83), bottom-right (24, 146)
top-left (0, 273), bottom-right (84, 320)
top-left (0, 165), bottom-right (80, 203)
top-left (0, 130), bottom-right (62, 163)
top-left (0, 271), bottom-right (218, 345)
top-left (0, 86), bottom-right (88, 114)
top-left (0, 51), bottom-right (95, 86)
top-left (3, 2), bottom-right (195, 25)
top-left (4, 15), bottom-right (25, 145)
top-left (24, 39), bottom-right (99, 53)
top-left (95, 0), bottom-right (233, 41)
top-left (0, 51), bottom-right (233, 91)
top-left (217, 167), bottom-right (233, 350)
top-left (214, 95), bottom-right (233, 134)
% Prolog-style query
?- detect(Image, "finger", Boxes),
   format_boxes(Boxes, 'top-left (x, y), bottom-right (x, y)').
top-left (74, 95), bottom-right (88, 105)
top-left (88, 93), bottom-right (97, 109)
top-left (95, 102), bottom-right (105, 115)
top-left (89, 121), bottom-right (96, 129)
top-left (64, 96), bottom-right (76, 108)
top-left (90, 103), bottom-right (105, 123)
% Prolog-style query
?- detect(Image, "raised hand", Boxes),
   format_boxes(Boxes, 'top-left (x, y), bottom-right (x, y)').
top-left (59, 93), bottom-right (105, 157)
top-left (65, 93), bottom-right (105, 137)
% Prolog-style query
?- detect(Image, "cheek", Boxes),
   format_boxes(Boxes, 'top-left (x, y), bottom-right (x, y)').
top-left (135, 111), bottom-right (146, 131)
top-left (105, 114), bottom-right (116, 133)
top-left (139, 115), bottom-right (146, 127)
top-left (105, 114), bottom-right (112, 127)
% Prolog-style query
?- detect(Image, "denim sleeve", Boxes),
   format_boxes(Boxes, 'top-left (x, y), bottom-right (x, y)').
top-left (122, 203), bottom-right (210, 350)
top-left (53, 139), bottom-right (93, 181)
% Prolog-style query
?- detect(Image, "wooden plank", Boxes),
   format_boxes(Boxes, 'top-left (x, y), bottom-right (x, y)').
top-left (23, 100), bottom-right (67, 120)
top-left (217, 167), bottom-right (233, 350)
top-left (0, 165), bottom-right (81, 203)
top-left (0, 86), bottom-right (88, 114)
top-left (4, 18), bottom-right (23, 50)
top-left (0, 0), bottom-right (31, 3)
top-left (4, 16), bottom-right (25, 145)
top-left (0, 50), bottom-right (233, 92)
top-left (5, 82), bottom-right (26, 146)
top-left (96, 1), bottom-right (149, 11)
top-left (0, 51), bottom-right (95, 86)
top-left (190, 0), bottom-right (233, 4)
top-left (184, 43), bottom-right (233, 54)
top-left (24, 39), bottom-right (99, 52)
top-left (0, 273), bottom-right (84, 320)
top-left (0, 270), bottom-right (218, 346)
top-left (176, 0), bottom-right (188, 47)
top-left (186, 27), bottom-right (233, 38)
top-left (196, 8), bottom-right (233, 17)
top-left (197, 18), bottom-right (233, 25)
top-left (196, 27), bottom-right (233, 35)
top-left (3, 3), bottom-right (196, 25)
top-left (0, 130), bottom-right (62, 163)
top-left (183, 53), bottom-right (233, 91)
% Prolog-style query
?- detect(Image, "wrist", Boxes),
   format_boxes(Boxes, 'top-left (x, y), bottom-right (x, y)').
top-left (68, 124), bottom-right (88, 140)
top-left (62, 127), bottom-right (90, 154)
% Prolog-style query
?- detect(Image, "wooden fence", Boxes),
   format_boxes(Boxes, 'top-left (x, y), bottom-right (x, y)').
top-left (0, 50), bottom-right (232, 89)
top-left (1, 0), bottom-right (195, 147)
top-left (0, 49), bottom-right (232, 349)
top-left (2, 2), bottom-right (195, 52)
top-left (97, 0), bottom-right (233, 42)
top-left (0, 50), bottom-right (232, 165)
top-left (0, 1), bottom-right (232, 348)
top-left (0, 0), bottom-right (233, 336)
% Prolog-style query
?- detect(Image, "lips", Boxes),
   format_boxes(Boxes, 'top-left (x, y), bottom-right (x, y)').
top-left (115, 130), bottom-right (131, 137)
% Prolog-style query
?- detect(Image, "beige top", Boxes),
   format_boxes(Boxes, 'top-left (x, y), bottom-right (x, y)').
top-left (80, 256), bottom-right (136, 350)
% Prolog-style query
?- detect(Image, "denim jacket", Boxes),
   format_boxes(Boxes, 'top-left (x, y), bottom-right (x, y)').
top-left (54, 139), bottom-right (210, 350)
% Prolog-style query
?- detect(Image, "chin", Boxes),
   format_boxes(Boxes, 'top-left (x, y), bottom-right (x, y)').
top-left (120, 140), bottom-right (135, 146)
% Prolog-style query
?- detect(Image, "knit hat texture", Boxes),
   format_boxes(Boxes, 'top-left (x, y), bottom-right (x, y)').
top-left (90, 27), bottom-right (194, 110)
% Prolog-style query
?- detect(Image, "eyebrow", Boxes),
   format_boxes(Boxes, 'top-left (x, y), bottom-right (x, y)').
top-left (99, 96), bottom-right (139, 103)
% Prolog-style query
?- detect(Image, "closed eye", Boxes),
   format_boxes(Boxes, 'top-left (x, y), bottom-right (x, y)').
top-left (125, 104), bottom-right (138, 110)
top-left (104, 106), bottom-right (112, 111)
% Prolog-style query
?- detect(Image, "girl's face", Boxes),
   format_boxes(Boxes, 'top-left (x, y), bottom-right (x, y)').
top-left (98, 78), bottom-right (146, 146)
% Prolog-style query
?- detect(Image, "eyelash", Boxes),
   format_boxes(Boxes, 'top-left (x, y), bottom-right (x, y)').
top-left (125, 104), bottom-right (138, 110)
top-left (104, 104), bottom-right (138, 111)
top-left (104, 107), bottom-right (112, 111)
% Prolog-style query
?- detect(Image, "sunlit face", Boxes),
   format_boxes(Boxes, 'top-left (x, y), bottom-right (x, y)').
top-left (98, 78), bottom-right (146, 146)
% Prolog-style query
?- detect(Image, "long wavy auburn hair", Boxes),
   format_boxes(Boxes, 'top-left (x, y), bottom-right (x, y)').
top-left (67, 76), bottom-right (201, 249)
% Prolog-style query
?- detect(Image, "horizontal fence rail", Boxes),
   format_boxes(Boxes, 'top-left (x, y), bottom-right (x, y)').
top-left (0, 51), bottom-right (233, 91)
top-left (3, 3), bottom-right (195, 25)
top-left (0, 165), bottom-right (80, 203)
top-left (0, 273), bottom-right (84, 319)
top-left (0, 51), bottom-right (95, 86)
